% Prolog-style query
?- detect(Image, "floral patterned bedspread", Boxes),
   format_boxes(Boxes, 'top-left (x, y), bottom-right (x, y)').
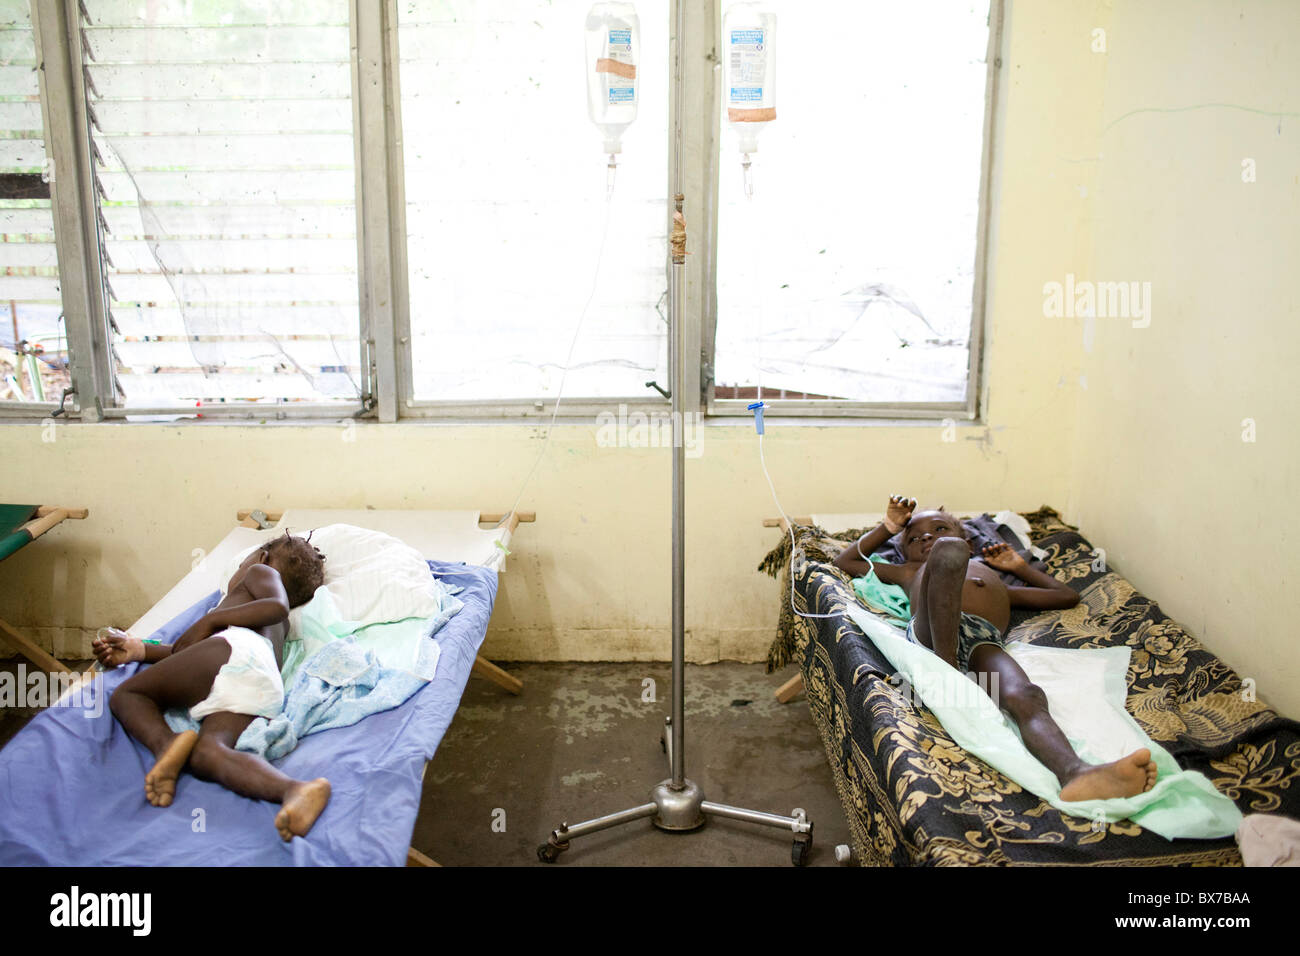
top-left (762, 508), bottom-right (1300, 865)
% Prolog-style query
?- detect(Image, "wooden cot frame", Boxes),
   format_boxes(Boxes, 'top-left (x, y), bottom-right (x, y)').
top-left (0, 506), bottom-right (88, 676)
top-left (235, 506), bottom-right (536, 868)
top-left (15, 505), bottom-right (532, 868)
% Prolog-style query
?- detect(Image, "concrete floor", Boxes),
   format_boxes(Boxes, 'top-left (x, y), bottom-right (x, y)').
top-left (0, 660), bottom-right (94, 750)
top-left (410, 661), bottom-right (851, 866)
top-left (0, 659), bottom-right (853, 867)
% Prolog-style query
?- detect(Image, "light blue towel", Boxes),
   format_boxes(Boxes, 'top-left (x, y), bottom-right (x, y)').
top-left (234, 638), bottom-right (430, 760)
top-left (165, 638), bottom-right (431, 759)
top-left (163, 582), bottom-right (459, 753)
top-left (844, 604), bottom-right (1242, 840)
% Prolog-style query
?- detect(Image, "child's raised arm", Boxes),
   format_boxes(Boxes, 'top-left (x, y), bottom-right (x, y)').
top-left (832, 495), bottom-right (915, 580)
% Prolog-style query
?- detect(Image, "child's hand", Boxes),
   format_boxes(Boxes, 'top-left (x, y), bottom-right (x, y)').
top-left (883, 495), bottom-right (916, 533)
top-left (982, 542), bottom-right (1028, 573)
top-left (92, 629), bottom-right (143, 669)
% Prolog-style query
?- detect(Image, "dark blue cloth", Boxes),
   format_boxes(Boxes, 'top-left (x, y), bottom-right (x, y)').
top-left (0, 559), bottom-right (497, 865)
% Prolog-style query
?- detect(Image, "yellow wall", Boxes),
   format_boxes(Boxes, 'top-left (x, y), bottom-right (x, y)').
top-left (3, 2), bottom-right (1293, 713)
top-left (1066, 0), bottom-right (1300, 714)
top-left (0, 411), bottom-right (1073, 665)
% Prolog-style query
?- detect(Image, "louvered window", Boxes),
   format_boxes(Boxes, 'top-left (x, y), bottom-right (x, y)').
top-left (0, 0), bottom-right (67, 404)
top-left (6, 1), bottom-right (999, 421)
top-left (80, 0), bottom-right (361, 409)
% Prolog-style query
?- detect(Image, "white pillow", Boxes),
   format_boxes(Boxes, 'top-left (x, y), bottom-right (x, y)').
top-left (302, 523), bottom-right (446, 625)
top-left (221, 524), bottom-right (447, 627)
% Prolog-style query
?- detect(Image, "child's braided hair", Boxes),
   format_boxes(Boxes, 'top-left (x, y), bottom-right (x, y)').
top-left (265, 530), bottom-right (326, 608)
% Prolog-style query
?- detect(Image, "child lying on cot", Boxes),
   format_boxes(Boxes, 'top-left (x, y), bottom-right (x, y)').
top-left (93, 532), bottom-right (332, 842)
top-left (833, 496), bottom-right (1158, 802)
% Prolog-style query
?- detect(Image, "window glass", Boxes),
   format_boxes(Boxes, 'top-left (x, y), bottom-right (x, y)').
top-left (398, 0), bottom-right (670, 403)
top-left (713, 1), bottom-right (991, 405)
top-left (0, 0), bottom-right (68, 403)
top-left (82, 0), bottom-right (361, 408)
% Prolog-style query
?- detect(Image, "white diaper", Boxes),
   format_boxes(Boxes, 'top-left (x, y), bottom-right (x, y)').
top-left (190, 627), bottom-right (285, 722)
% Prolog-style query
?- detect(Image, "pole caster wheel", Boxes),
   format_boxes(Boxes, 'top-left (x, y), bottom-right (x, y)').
top-left (537, 835), bottom-right (569, 863)
top-left (792, 830), bottom-right (813, 867)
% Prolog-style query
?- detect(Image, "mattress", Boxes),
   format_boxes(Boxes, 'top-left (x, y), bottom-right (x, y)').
top-left (764, 508), bottom-right (1300, 865)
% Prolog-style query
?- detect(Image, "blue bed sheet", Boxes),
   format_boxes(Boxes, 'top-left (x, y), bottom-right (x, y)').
top-left (0, 559), bottom-right (497, 866)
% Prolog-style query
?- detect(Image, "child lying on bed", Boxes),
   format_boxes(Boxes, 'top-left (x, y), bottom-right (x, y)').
top-left (833, 496), bottom-right (1158, 802)
top-left (92, 532), bottom-right (332, 842)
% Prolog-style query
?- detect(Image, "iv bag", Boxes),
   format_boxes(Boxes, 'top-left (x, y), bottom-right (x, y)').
top-left (722, 3), bottom-right (776, 154)
top-left (586, 2), bottom-right (640, 154)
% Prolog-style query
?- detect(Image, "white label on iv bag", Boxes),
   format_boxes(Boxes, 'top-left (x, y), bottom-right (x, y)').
top-left (598, 28), bottom-right (636, 104)
top-left (728, 28), bottom-right (766, 103)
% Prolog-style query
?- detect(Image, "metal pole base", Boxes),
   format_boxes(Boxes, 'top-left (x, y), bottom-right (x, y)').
top-left (539, 778), bottom-right (815, 865)
top-left (651, 778), bottom-right (705, 831)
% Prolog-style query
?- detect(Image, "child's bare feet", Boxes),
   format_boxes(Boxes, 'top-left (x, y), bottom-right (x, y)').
top-left (144, 730), bottom-right (198, 807)
top-left (274, 778), bottom-right (331, 842)
top-left (1059, 748), bottom-right (1158, 802)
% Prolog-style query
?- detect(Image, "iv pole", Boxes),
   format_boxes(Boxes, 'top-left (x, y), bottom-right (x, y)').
top-left (538, 0), bottom-right (814, 866)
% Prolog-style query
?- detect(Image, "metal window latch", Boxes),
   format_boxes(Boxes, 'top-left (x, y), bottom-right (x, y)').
top-left (645, 380), bottom-right (671, 400)
top-left (51, 386), bottom-right (75, 418)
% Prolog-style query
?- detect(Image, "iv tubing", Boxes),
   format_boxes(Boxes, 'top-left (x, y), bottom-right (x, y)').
top-left (756, 430), bottom-right (840, 621)
top-left (506, 183), bottom-right (617, 522)
top-left (744, 156), bottom-right (836, 620)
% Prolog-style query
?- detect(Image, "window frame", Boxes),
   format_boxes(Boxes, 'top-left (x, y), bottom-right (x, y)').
top-left (6, 0), bottom-right (111, 421)
top-left (700, 0), bottom-right (1004, 423)
top-left (384, 0), bottom-right (682, 423)
top-left (6, 0), bottom-right (1003, 425)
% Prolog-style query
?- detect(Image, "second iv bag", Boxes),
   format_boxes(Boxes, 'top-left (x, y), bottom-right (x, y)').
top-left (723, 3), bottom-right (776, 195)
top-left (586, 3), bottom-right (640, 156)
